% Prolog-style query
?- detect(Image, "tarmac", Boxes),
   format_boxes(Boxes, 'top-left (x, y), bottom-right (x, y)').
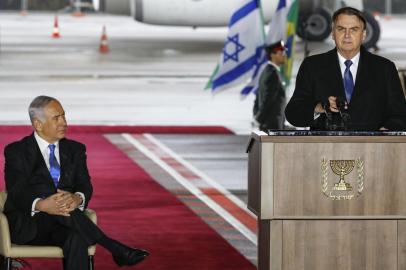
top-left (1, 12), bottom-right (406, 132)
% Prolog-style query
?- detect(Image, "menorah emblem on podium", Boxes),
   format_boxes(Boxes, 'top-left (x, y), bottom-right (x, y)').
top-left (330, 160), bottom-right (354, 191)
top-left (321, 158), bottom-right (364, 200)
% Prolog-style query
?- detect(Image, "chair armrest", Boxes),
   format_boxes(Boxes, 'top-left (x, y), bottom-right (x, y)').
top-left (0, 212), bottom-right (12, 256)
top-left (84, 208), bottom-right (97, 225)
top-left (0, 208), bottom-right (96, 257)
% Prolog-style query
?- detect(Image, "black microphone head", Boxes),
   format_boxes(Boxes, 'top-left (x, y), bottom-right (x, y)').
top-left (336, 97), bottom-right (347, 111)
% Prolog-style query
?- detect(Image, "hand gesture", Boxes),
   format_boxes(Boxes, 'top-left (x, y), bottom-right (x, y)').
top-left (36, 190), bottom-right (83, 216)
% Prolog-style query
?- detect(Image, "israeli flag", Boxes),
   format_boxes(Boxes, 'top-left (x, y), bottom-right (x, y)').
top-left (210, 0), bottom-right (265, 92)
top-left (242, 0), bottom-right (294, 96)
top-left (266, 0), bottom-right (290, 44)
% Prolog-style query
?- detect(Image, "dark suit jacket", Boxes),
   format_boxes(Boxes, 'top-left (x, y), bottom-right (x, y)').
top-left (255, 63), bottom-right (286, 130)
top-left (285, 46), bottom-right (406, 130)
top-left (3, 134), bottom-right (93, 244)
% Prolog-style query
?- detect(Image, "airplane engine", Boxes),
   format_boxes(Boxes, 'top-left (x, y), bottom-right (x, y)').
top-left (132, 0), bottom-right (252, 27)
top-left (100, 0), bottom-right (380, 49)
top-left (296, 0), bottom-right (380, 49)
top-left (99, 0), bottom-right (277, 27)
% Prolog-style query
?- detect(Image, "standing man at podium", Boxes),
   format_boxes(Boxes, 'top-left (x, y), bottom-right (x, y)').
top-left (285, 7), bottom-right (406, 131)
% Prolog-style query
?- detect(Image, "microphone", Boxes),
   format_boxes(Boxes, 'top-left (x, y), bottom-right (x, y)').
top-left (319, 97), bottom-right (351, 131)
top-left (336, 97), bottom-right (347, 111)
top-left (336, 96), bottom-right (351, 129)
top-left (321, 99), bottom-right (332, 121)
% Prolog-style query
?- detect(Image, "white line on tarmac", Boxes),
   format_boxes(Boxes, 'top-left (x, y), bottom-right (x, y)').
top-left (121, 133), bottom-right (257, 245)
top-left (144, 133), bottom-right (256, 219)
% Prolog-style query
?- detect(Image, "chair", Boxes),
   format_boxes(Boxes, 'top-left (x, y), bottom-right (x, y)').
top-left (0, 191), bottom-right (97, 270)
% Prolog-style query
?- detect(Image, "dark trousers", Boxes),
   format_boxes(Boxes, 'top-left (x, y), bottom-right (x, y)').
top-left (27, 209), bottom-right (103, 270)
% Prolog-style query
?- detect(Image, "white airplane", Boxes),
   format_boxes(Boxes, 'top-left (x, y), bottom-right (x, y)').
top-left (97, 0), bottom-right (380, 49)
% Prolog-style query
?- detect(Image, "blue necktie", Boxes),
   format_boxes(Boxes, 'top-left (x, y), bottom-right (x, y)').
top-left (344, 60), bottom-right (354, 102)
top-left (48, 144), bottom-right (60, 187)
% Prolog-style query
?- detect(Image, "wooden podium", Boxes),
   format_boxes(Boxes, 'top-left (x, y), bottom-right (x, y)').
top-left (246, 131), bottom-right (406, 270)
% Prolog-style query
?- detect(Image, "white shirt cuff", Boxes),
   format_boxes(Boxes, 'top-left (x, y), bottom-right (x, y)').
top-left (31, 198), bottom-right (41, 217)
top-left (75, 192), bottom-right (85, 211)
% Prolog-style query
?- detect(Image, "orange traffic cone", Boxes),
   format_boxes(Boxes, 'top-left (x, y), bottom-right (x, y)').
top-left (72, 8), bottom-right (85, 17)
top-left (72, 11), bottom-right (85, 17)
top-left (52, 15), bottom-right (60, 38)
top-left (99, 25), bottom-right (109, 54)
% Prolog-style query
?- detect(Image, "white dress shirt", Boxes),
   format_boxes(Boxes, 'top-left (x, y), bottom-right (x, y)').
top-left (34, 132), bottom-right (61, 171)
top-left (32, 132), bottom-right (85, 215)
top-left (337, 51), bottom-right (360, 83)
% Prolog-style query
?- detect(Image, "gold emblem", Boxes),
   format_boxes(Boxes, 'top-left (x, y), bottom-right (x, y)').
top-left (321, 158), bottom-right (364, 200)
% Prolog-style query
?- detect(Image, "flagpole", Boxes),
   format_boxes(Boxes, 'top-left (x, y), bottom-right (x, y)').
top-left (204, 65), bottom-right (219, 90)
top-left (282, 0), bottom-right (299, 85)
top-left (258, 0), bottom-right (267, 40)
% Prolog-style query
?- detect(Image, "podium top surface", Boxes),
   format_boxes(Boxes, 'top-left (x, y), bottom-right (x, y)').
top-left (265, 131), bottom-right (406, 136)
top-left (247, 131), bottom-right (406, 148)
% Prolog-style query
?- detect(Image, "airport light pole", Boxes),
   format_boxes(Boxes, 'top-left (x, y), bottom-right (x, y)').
top-left (21, 0), bottom-right (28, 15)
top-left (75, 0), bottom-right (82, 14)
top-left (385, 0), bottom-right (392, 15)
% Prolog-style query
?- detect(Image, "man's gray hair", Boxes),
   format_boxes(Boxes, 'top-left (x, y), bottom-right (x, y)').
top-left (28, 95), bottom-right (59, 123)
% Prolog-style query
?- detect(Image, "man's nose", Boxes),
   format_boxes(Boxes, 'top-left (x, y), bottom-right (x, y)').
top-left (59, 117), bottom-right (67, 125)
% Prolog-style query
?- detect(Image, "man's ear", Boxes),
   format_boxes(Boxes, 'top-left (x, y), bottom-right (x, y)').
top-left (362, 29), bottom-right (366, 41)
top-left (33, 119), bottom-right (43, 132)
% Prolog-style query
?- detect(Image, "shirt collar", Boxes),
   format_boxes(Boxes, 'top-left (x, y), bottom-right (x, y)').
top-left (268, 61), bottom-right (281, 72)
top-left (34, 132), bottom-right (59, 153)
top-left (337, 51), bottom-right (360, 68)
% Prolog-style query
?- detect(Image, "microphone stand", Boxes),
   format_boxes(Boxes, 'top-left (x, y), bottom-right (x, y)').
top-left (321, 98), bottom-right (351, 131)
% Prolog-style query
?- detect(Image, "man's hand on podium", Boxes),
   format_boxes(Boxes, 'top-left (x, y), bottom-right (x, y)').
top-left (315, 96), bottom-right (348, 114)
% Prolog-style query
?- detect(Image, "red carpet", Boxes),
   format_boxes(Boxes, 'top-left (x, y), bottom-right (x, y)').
top-left (0, 125), bottom-right (233, 134)
top-left (0, 126), bottom-right (255, 270)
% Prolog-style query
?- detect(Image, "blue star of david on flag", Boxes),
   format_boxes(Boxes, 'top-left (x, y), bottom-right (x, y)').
top-left (207, 0), bottom-right (265, 92)
top-left (223, 34), bottom-right (245, 63)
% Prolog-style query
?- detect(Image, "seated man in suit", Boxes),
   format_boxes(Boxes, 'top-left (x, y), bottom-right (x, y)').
top-left (285, 7), bottom-right (406, 130)
top-left (3, 96), bottom-right (149, 270)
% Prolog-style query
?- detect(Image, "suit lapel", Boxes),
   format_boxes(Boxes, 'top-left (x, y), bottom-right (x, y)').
top-left (327, 49), bottom-right (346, 98)
top-left (350, 47), bottom-right (368, 106)
top-left (26, 134), bottom-right (40, 166)
top-left (58, 139), bottom-right (72, 186)
top-left (26, 134), bottom-right (55, 185)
